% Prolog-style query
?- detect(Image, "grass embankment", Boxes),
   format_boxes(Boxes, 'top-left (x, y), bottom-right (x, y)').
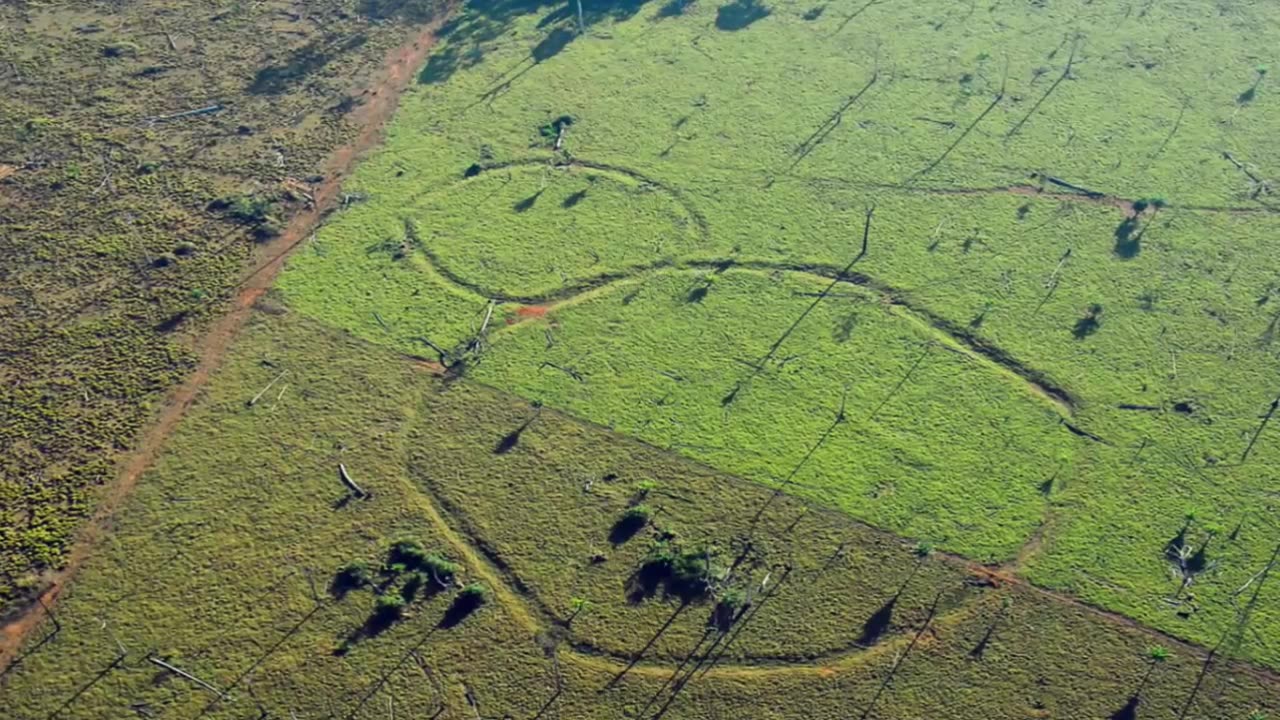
top-left (278, 0), bottom-right (1280, 666)
top-left (3, 310), bottom-right (1277, 719)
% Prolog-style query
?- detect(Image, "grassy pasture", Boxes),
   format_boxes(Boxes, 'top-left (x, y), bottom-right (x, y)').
top-left (3, 310), bottom-right (1278, 719)
top-left (276, 0), bottom-right (1280, 667)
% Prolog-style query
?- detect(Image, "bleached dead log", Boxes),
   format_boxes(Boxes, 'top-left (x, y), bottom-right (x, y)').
top-left (148, 656), bottom-right (224, 697)
top-left (338, 463), bottom-right (366, 497)
top-left (248, 371), bottom-right (287, 407)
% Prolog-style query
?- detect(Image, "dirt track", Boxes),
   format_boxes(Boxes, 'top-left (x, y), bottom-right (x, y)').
top-left (0, 21), bottom-right (445, 671)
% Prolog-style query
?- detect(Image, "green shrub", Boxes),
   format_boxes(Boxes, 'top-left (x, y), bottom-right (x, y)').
top-left (387, 539), bottom-right (427, 568)
top-left (460, 582), bottom-right (488, 602)
top-left (332, 561), bottom-right (372, 595)
top-left (373, 593), bottom-right (406, 621)
top-left (422, 553), bottom-right (459, 586)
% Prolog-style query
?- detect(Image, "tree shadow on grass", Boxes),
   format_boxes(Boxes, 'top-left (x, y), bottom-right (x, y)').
top-left (1072, 304), bottom-right (1103, 340)
top-left (250, 35), bottom-right (369, 95)
top-left (439, 590), bottom-right (486, 628)
top-left (1109, 695), bottom-right (1139, 720)
top-left (358, 0), bottom-right (448, 21)
top-left (609, 512), bottom-right (648, 546)
top-left (419, 0), bottom-right (658, 86)
top-left (655, 0), bottom-right (695, 19)
top-left (715, 0), bottom-right (770, 30)
top-left (858, 596), bottom-right (896, 645)
top-left (1113, 216), bottom-right (1143, 259)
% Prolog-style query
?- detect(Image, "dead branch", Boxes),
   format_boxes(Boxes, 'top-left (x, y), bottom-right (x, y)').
top-left (148, 656), bottom-right (224, 697)
top-left (1006, 35), bottom-right (1080, 141)
top-left (247, 370), bottom-right (287, 407)
top-left (338, 463), bottom-right (366, 497)
top-left (144, 104), bottom-right (224, 125)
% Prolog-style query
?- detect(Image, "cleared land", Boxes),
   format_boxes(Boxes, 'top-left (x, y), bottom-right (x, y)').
top-left (2, 312), bottom-right (1278, 719)
top-left (279, 0), bottom-right (1280, 668)
top-left (0, 0), bottom-right (443, 613)
top-left (4, 0), bottom-right (1280, 717)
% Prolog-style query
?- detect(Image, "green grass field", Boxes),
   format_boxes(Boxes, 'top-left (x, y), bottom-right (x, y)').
top-left (4, 310), bottom-right (1278, 718)
top-left (276, 0), bottom-right (1280, 670)
top-left (7, 0), bottom-right (1280, 715)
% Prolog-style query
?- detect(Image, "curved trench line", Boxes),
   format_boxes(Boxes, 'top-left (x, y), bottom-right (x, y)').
top-left (414, 246), bottom-right (1078, 415)
top-left (405, 155), bottom-right (712, 243)
top-left (391, 384), bottom-right (1280, 689)
top-left (396, 463), bottom-right (991, 675)
top-left (408, 154), bottom-right (1278, 223)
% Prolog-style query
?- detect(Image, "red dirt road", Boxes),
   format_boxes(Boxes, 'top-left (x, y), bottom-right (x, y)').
top-left (0, 22), bottom-right (445, 671)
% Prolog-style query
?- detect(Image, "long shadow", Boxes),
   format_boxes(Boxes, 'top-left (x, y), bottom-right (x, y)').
top-left (968, 600), bottom-right (1009, 660)
top-left (638, 627), bottom-right (717, 719)
top-left (1005, 37), bottom-right (1079, 141)
top-left (0, 597), bottom-right (60, 681)
top-left (1109, 696), bottom-right (1140, 720)
top-left (855, 591), bottom-right (944, 720)
top-left (728, 206), bottom-right (873, 413)
top-left (1176, 541), bottom-right (1280, 719)
top-left (494, 406), bottom-right (542, 454)
top-left (860, 557), bottom-right (926, 646)
top-left (250, 34), bottom-right (368, 95)
top-left (745, 388), bottom-right (849, 534)
top-left (830, 0), bottom-right (881, 35)
top-left (698, 565), bottom-right (794, 677)
top-left (908, 69), bottom-right (1006, 182)
top-left (443, 0), bottom-right (658, 103)
top-left (343, 627), bottom-right (439, 720)
top-left (358, 0), bottom-right (449, 21)
top-left (198, 603), bottom-right (327, 717)
top-left (47, 654), bottom-right (125, 719)
top-left (604, 601), bottom-right (689, 688)
top-left (784, 72), bottom-right (879, 174)
top-left (1240, 394), bottom-right (1280, 464)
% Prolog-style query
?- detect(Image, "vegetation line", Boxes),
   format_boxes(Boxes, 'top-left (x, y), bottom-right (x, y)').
top-left (0, 20), bottom-right (451, 671)
top-left (425, 252), bottom-right (1077, 415)
top-left (397, 373), bottom-right (1280, 686)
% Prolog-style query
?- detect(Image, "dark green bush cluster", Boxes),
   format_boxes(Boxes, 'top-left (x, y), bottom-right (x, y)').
top-left (385, 539), bottom-right (459, 587)
top-left (635, 541), bottom-right (722, 601)
top-left (538, 115), bottom-right (575, 146)
top-left (210, 193), bottom-right (283, 240)
top-left (1132, 197), bottom-right (1167, 213)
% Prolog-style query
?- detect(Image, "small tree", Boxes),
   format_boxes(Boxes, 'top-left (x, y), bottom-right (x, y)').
top-left (373, 594), bottom-right (406, 622)
top-left (332, 561), bottom-right (372, 596)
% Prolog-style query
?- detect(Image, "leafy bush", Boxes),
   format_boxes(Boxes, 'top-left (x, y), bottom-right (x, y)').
top-left (634, 541), bottom-right (720, 601)
top-left (373, 593), bottom-right (406, 621)
top-left (331, 561), bottom-right (372, 596)
top-left (387, 539), bottom-right (427, 569)
top-left (459, 582), bottom-right (488, 603)
top-left (422, 553), bottom-right (459, 586)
